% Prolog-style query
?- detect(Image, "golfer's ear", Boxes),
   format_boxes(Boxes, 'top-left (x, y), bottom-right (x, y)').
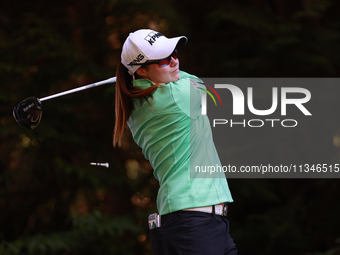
top-left (136, 67), bottom-right (147, 78)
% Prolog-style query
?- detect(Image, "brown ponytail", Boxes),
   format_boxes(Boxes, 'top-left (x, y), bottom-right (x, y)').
top-left (113, 63), bottom-right (161, 147)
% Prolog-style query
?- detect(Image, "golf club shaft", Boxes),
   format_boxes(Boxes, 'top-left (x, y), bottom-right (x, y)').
top-left (40, 77), bottom-right (116, 102)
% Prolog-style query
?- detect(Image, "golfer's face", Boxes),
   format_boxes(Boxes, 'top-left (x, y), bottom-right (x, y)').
top-left (143, 56), bottom-right (180, 84)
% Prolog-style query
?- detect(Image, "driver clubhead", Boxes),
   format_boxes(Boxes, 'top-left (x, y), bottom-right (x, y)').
top-left (13, 97), bottom-right (42, 129)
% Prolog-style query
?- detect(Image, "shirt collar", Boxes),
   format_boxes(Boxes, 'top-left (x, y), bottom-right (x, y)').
top-left (132, 78), bottom-right (155, 89)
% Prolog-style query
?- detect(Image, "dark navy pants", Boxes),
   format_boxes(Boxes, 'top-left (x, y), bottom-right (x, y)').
top-left (150, 207), bottom-right (237, 255)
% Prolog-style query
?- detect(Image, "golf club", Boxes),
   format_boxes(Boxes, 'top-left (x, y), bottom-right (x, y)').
top-left (13, 77), bottom-right (116, 129)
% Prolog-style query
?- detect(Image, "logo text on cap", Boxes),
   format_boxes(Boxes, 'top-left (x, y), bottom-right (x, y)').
top-left (144, 32), bottom-right (164, 45)
top-left (128, 54), bottom-right (145, 66)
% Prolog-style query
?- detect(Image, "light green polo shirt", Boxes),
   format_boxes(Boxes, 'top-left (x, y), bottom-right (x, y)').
top-left (127, 71), bottom-right (233, 215)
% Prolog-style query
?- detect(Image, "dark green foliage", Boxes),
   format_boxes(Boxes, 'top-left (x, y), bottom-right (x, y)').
top-left (0, 210), bottom-right (141, 255)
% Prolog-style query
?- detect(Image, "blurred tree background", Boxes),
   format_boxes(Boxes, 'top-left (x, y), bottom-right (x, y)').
top-left (1, 0), bottom-right (340, 254)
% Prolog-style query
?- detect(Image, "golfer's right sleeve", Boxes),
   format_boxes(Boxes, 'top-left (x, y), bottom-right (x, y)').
top-left (171, 78), bottom-right (205, 120)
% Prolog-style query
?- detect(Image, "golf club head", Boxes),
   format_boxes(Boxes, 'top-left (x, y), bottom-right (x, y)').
top-left (13, 97), bottom-right (42, 129)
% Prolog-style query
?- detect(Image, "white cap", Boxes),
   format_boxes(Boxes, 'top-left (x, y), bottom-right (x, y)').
top-left (121, 29), bottom-right (187, 74)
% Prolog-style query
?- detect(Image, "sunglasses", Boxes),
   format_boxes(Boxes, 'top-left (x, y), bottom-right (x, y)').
top-left (131, 50), bottom-right (178, 68)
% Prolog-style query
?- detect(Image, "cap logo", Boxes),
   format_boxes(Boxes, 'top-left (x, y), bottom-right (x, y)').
top-left (128, 53), bottom-right (145, 66)
top-left (144, 32), bottom-right (164, 45)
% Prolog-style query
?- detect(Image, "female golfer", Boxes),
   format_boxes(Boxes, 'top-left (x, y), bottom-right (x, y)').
top-left (114, 29), bottom-right (237, 255)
